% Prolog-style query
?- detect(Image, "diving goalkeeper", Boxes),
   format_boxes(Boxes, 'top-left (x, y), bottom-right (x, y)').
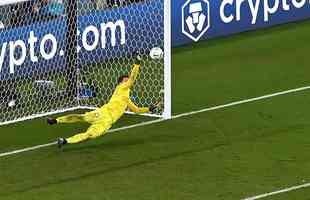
top-left (47, 55), bottom-right (158, 148)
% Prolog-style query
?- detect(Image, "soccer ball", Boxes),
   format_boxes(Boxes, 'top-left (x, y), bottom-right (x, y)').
top-left (149, 47), bottom-right (163, 60)
top-left (8, 100), bottom-right (16, 107)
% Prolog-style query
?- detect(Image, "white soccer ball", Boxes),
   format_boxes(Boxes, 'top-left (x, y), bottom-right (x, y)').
top-left (8, 100), bottom-right (16, 107)
top-left (149, 47), bottom-right (163, 60)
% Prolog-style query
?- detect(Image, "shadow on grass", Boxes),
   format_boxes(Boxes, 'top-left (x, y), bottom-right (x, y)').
top-left (0, 142), bottom-right (227, 197)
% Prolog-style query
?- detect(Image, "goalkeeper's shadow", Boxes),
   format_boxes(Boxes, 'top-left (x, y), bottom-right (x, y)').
top-left (2, 142), bottom-right (228, 197)
top-left (62, 137), bottom-right (148, 153)
top-left (61, 129), bottom-right (190, 153)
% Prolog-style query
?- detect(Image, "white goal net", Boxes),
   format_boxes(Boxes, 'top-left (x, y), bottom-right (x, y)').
top-left (0, 0), bottom-right (171, 125)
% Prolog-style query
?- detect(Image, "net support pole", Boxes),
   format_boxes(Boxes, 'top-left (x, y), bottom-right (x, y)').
top-left (163, 0), bottom-right (172, 119)
top-left (66, 0), bottom-right (78, 103)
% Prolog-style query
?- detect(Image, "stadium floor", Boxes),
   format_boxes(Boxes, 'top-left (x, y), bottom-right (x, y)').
top-left (1, 20), bottom-right (310, 200)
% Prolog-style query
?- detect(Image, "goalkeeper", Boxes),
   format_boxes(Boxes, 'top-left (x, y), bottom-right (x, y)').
top-left (47, 55), bottom-right (158, 148)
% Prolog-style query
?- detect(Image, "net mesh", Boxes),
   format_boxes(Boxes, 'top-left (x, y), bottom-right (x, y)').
top-left (0, 0), bottom-right (165, 124)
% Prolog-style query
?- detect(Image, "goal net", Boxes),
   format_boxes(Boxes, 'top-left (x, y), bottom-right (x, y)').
top-left (0, 0), bottom-right (171, 126)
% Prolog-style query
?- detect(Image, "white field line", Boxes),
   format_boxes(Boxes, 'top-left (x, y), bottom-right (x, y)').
top-left (0, 106), bottom-right (161, 127)
top-left (242, 182), bottom-right (310, 200)
top-left (79, 106), bottom-right (162, 118)
top-left (172, 85), bottom-right (310, 119)
top-left (0, 142), bottom-right (57, 157)
top-left (0, 107), bottom-right (82, 127)
top-left (1, 85), bottom-right (310, 159)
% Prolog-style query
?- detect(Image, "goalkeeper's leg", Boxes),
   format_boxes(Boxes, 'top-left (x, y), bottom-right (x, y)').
top-left (65, 122), bottom-right (112, 144)
top-left (56, 114), bottom-right (85, 124)
top-left (47, 114), bottom-right (86, 125)
top-left (49, 109), bottom-right (106, 125)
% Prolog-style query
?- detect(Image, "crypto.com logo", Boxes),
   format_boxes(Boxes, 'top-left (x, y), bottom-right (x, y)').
top-left (182, 0), bottom-right (210, 42)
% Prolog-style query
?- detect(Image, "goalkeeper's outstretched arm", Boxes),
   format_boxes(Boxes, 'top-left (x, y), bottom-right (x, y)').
top-left (128, 99), bottom-right (159, 113)
top-left (121, 53), bottom-right (142, 88)
top-left (122, 64), bottom-right (140, 89)
top-left (128, 99), bottom-right (149, 113)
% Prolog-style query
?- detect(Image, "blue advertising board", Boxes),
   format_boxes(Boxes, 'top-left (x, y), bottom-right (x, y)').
top-left (0, 0), bottom-right (163, 80)
top-left (0, 0), bottom-right (309, 80)
top-left (172, 0), bottom-right (310, 46)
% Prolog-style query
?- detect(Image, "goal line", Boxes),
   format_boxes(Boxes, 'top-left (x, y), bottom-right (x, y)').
top-left (0, 106), bottom-right (162, 127)
top-left (1, 85), bottom-right (310, 158)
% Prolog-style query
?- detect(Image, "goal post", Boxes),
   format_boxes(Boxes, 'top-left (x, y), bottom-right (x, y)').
top-left (163, 0), bottom-right (172, 119)
top-left (0, 0), bottom-right (171, 126)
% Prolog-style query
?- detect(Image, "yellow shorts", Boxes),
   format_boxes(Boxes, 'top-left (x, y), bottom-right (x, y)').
top-left (65, 108), bottom-right (113, 144)
top-left (84, 108), bottom-right (113, 125)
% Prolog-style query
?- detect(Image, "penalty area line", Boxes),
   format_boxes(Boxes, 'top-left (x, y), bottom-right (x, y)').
top-left (0, 142), bottom-right (57, 158)
top-left (1, 85), bottom-right (310, 158)
top-left (242, 182), bottom-right (310, 200)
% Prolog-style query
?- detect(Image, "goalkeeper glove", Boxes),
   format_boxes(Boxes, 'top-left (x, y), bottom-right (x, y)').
top-left (149, 105), bottom-right (157, 113)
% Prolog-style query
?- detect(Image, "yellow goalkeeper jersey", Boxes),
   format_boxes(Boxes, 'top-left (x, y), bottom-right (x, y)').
top-left (98, 64), bottom-right (149, 123)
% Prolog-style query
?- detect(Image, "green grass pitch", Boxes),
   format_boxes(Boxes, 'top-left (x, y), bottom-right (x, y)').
top-left (1, 20), bottom-right (310, 200)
